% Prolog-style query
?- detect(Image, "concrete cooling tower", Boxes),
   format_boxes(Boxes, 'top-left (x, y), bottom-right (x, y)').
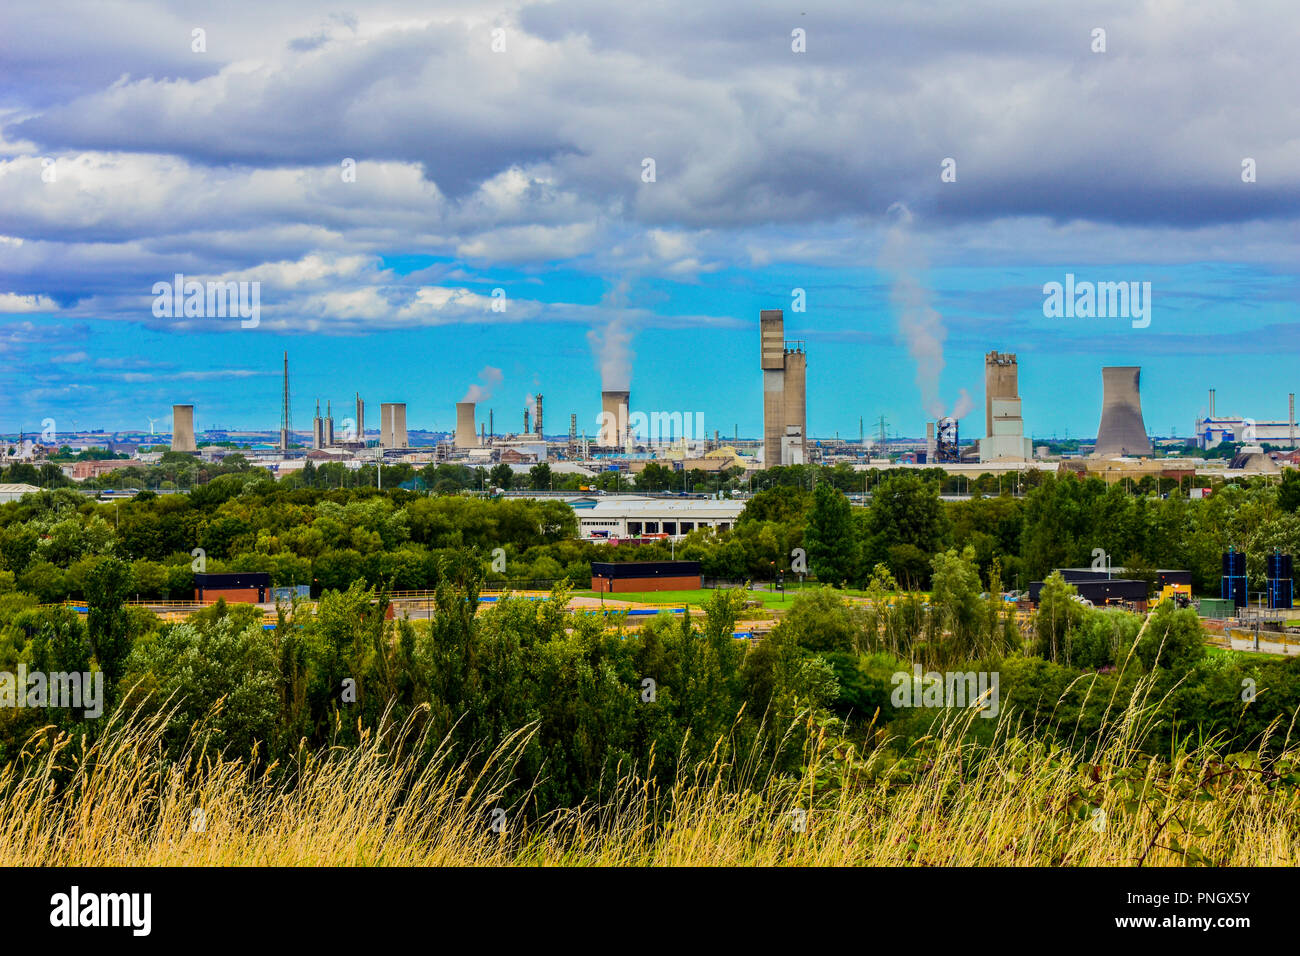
top-left (1093, 366), bottom-right (1152, 457)
top-left (171, 404), bottom-right (197, 453)
top-left (380, 402), bottom-right (408, 449)
top-left (600, 390), bottom-right (630, 449)
top-left (455, 402), bottom-right (478, 448)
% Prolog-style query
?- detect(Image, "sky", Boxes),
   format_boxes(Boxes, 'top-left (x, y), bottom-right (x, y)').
top-left (1, 0), bottom-right (1298, 441)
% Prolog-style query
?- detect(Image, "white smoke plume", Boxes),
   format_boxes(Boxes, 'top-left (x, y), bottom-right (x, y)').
top-left (879, 202), bottom-right (971, 421)
top-left (462, 365), bottom-right (503, 403)
top-left (587, 279), bottom-right (634, 391)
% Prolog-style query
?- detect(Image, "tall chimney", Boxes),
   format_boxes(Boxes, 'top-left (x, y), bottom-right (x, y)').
top-left (535, 393), bottom-right (543, 437)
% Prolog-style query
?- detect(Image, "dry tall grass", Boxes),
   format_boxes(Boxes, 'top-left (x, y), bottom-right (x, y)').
top-left (1, 678), bottom-right (1297, 866)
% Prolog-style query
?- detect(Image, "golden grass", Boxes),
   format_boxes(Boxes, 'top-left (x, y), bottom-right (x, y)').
top-left (1, 679), bottom-right (1297, 866)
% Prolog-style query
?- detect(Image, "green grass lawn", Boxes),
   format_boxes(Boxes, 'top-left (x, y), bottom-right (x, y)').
top-left (1206, 644), bottom-right (1287, 661)
top-left (571, 587), bottom-right (801, 610)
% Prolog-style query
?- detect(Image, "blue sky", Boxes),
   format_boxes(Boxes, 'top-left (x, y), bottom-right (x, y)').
top-left (2, 1), bottom-right (1297, 440)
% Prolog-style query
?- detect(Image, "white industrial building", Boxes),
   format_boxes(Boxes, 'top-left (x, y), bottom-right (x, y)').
top-left (0, 483), bottom-right (41, 503)
top-left (574, 496), bottom-right (745, 540)
top-left (1195, 416), bottom-right (1298, 450)
top-left (980, 397), bottom-right (1033, 462)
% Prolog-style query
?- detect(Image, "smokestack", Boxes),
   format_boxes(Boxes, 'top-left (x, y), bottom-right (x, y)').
top-left (455, 402), bottom-right (478, 448)
top-left (1093, 367), bottom-right (1152, 457)
top-left (524, 408), bottom-right (530, 434)
top-left (325, 401), bottom-right (334, 446)
top-left (380, 403), bottom-right (408, 449)
top-left (535, 393), bottom-right (543, 437)
top-left (312, 400), bottom-right (324, 449)
top-left (279, 352), bottom-right (291, 453)
top-left (600, 390), bottom-right (630, 449)
top-left (355, 393), bottom-right (364, 445)
top-left (489, 409), bottom-right (494, 440)
top-left (568, 413), bottom-right (577, 457)
top-left (1209, 387), bottom-right (1216, 419)
top-left (171, 404), bottom-right (197, 453)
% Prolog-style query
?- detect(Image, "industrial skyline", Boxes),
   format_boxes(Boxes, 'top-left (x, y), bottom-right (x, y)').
top-left (4, 3), bottom-right (1297, 442)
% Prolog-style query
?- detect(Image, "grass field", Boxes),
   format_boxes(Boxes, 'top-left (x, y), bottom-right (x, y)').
top-left (6, 683), bottom-right (1298, 866)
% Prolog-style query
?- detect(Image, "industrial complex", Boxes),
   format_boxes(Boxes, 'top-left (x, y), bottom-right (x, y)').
top-left (8, 306), bottom-right (1298, 500)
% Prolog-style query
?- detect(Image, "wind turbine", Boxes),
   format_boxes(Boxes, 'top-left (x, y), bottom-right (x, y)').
top-left (147, 417), bottom-right (159, 436)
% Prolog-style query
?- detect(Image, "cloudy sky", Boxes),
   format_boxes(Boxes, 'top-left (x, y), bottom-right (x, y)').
top-left (2, 0), bottom-right (1297, 441)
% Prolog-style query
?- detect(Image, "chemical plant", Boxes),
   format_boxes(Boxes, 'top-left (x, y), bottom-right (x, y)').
top-left (11, 309), bottom-right (1298, 490)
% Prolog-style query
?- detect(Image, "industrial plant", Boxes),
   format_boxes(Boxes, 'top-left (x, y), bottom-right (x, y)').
top-left (19, 306), bottom-right (1298, 493)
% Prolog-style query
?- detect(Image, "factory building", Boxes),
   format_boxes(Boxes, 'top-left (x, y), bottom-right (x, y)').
top-left (760, 309), bottom-right (806, 467)
top-left (1195, 392), bottom-right (1298, 449)
top-left (1093, 366), bottom-right (1152, 457)
top-left (575, 497), bottom-right (745, 540)
top-left (171, 404), bottom-right (197, 453)
top-left (379, 403), bottom-right (408, 449)
top-left (979, 352), bottom-right (1032, 462)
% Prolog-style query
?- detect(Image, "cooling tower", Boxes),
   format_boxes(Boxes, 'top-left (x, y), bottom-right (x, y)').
top-left (380, 402), bottom-right (408, 449)
top-left (171, 404), bottom-right (197, 453)
top-left (600, 390), bottom-right (630, 449)
top-left (1093, 366), bottom-right (1152, 457)
top-left (455, 402), bottom-right (478, 448)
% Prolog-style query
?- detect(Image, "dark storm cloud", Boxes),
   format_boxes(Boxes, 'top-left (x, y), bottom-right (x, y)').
top-left (5, 0), bottom-right (1296, 229)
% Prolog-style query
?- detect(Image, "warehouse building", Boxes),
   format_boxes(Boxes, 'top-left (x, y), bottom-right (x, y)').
top-left (194, 572), bottom-right (270, 603)
top-left (575, 497), bottom-right (745, 540)
top-left (591, 561), bottom-right (702, 593)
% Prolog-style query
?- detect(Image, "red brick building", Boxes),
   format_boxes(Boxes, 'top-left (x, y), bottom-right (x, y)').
top-left (591, 561), bottom-right (702, 593)
top-left (194, 572), bottom-right (270, 603)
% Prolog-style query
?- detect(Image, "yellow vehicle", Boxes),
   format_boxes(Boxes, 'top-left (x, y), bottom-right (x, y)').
top-left (1155, 583), bottom-right (1192, 608)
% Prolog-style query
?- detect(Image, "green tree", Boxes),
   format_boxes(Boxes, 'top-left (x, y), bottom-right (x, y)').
top-left (529, 462), bottom-right (553, 491)
top-left (803, 482), bottom-right (857, 586)
top-left (84, 555), bottom-right (135, 684)
top-left (929, 546), bottom-right (984, 664)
